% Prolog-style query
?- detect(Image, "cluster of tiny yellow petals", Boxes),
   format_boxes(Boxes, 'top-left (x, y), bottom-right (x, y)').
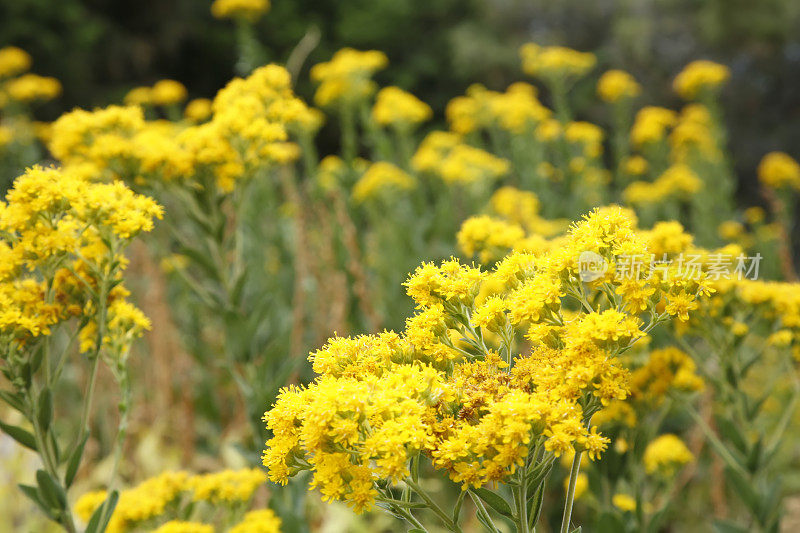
top-left (643, 434), bottom-right (694, 476)
top-left (520, 43), bottom-right (596, 81)
top-left (229, 509), bottom-right (282, 533)
top-left (623, 164), bottom-right (701, 205)
top-left (597, 70), bottom-right (641, 103)
top-left (211, 0), bottom-right (270, 21)
top-left (264, 207), bottom-right (707, 513)
top-left (352, 161), bottom-right (416, 203)
top-left (372, 86), bottom-right (432, 127)
top-left (0, 46), bottom-right (32, 78)
top-left (758, 151), bottom-right (800, 191)
top-left (673, 60), bottom-right (730, 99)
top-left (412, 131), bottom-right (509, 185)
top-left (310, 49), bottom-right (388, 107)
top-left (75, 469), bottom-right (271, 533)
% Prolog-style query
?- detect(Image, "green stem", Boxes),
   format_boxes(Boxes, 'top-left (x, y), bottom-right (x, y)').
top-left (560, 450), bottom-right (583, 533)
top-left (405, 479), bottom-right (463, 532)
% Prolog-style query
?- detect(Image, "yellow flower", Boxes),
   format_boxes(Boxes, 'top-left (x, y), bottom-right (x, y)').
top-left (229, 509), bottom-right (282, 533)
top-left (0, 46), bottom-right (32, 78)
top-left (597, 69), bottom-right (641, 103)
top-left (4, 74), bottom-right (61, 103)
top-left (520, 43), bottom-right (596, 81)
top-left (211, 0), bottom-right (270, 21)
top-left (643, 434), bottom-right (694, 476)
top-left (612, 493), bottom-right (637, 512)
top-left (310, 48), bottom-right (388, 107)
top-left (124, 86), bottom-right (153, 106)
top-left (189, 468), bottom-right (266, 504)
top-left (372, 86), bottom-right (432, 127)
top-left (151, 79), bottom-right (188, 106)
top-left (352, 161), bottom-right (416, 203)
top-left (184, 98), bottom-right (213, 122)
top-left (152, 521), bottom-right (214, 533)
top-left (673, 60), bottom-right (730, 99)
top-left (631, 106), bottom-right (677, 146)
top-left (758, 151), bottom-right (800, 190)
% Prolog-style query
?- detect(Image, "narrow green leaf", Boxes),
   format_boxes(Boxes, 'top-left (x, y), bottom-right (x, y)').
top-left (471, 487), bottom-right (514, 518)
top-left (453, 489), bottom-right (466, 523)
top-left (30, 345), bottom-right (45, 373)
top-left (712, 519), bottom-right (749, 533)
top-left (65, 431), bottom-right (89, 488)
top-left (85, 490), bottom-right (119, 533)
top-left (19, 483), bottom-right (55, 519)
top-left (714, 415), bottom-right (748, 456)
top-left (36, 469), bottom-right (67, 511)
top-left (527, 480), bottom-right (546, 528)
top-left (37, 387), bottom-right (53, 432)
top-left (724, 467), bottom-right (760, 514)
top-left (0, 419), bottom-right (38, 451)
top-left (0, 390), bottom-right (25, 413)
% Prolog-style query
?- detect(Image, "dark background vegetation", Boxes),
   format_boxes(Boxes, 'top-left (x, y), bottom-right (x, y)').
top-left (1, 0), bottom-right (799, 198)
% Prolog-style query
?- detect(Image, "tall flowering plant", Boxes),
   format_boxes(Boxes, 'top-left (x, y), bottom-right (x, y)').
top-left (262, 207), bottom-right (710, 533)
top-left (0, 166), bottom-right (162, 532)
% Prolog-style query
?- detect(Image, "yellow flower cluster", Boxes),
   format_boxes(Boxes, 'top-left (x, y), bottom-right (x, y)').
top-left (758, 151), bottom-right (800, 190)
top-left (623, 164), bottom-right (701, 205)
top-left (152, 521), bottom-right (213, 533)
top-left (352, 161), bottom-right (416, 203)
top-left (211, 0), bottom-right (270, 21)
top-left (371, 86), bottom-right (432, 128)
top-left (629, 347), bottom-right (704, 403)
top-left (75, 468), bottom-right (269, 533)
top-left (0, 46), bottom-right (32, 79)
top-left (458, 187), bottom-right (568, 262)
top-left (50, 64), bottom-right (312, 193)
top-left (643, 434), bottom-right (694, 476)
top-left (190, 468), bottom-right (266, 504)
top-left (597, 70), bottom-right (641, 103)
top-left (446, 82), bottom-right (550, 134)
top-left (412, 131), bottom-right (509, 185)
top-left (3, 73), bottom-right (61, 104)
top-left (310, 48), bottom-right (388, 107)
top-left (229, 510), bottom-right (282, 533)
top-left (0, 166), bottom-right (161, 352)
top-left (673, 60), bottom-right (730, 100)
top-left (669, 104), bottom-right (719, 161)
top-left (184, 98), bottom-right (213, 123)
top-left (520, 43), bottom-right (596, 81)
top-left (263, 207), bottom-right (708, 513)
top-left (124, 79), bottom-right (188, 106)
top-left (630, 106), bottom-right (677, 147)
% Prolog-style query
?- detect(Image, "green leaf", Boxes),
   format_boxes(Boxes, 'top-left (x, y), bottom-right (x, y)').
top-left (712, 519), bottom-right (749, 533)
top-left (19, 483), bottom-right (53, 519)
top-left (408, 529), bottom-right (426, 533)
top-left (471, 488), bottom-right (513, 518)
top-left (527, 481), bottom-right (546, 529)
top-left (37, 387), bottom-right (53, 432)
top-left (85, 490), bottom-right (119, 533)
top-left (571, 527), bottom-right (582, 533)
top-left (0, 390), bottom-right (25, 413)
top-left (453, 489), bottom-right (466, 523)
top-left (724, 467), bottom-right (760, 515)
top-left (0, 419), bottom-right (38, 451)
top-left (65, 431), bottom-right (89, 488)
top-left (714, 415), bottom-right (748, 456)
top-left (30, 345), bottom-right (45, 374)
top-left (36, 469), bottom-right (67, 511)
